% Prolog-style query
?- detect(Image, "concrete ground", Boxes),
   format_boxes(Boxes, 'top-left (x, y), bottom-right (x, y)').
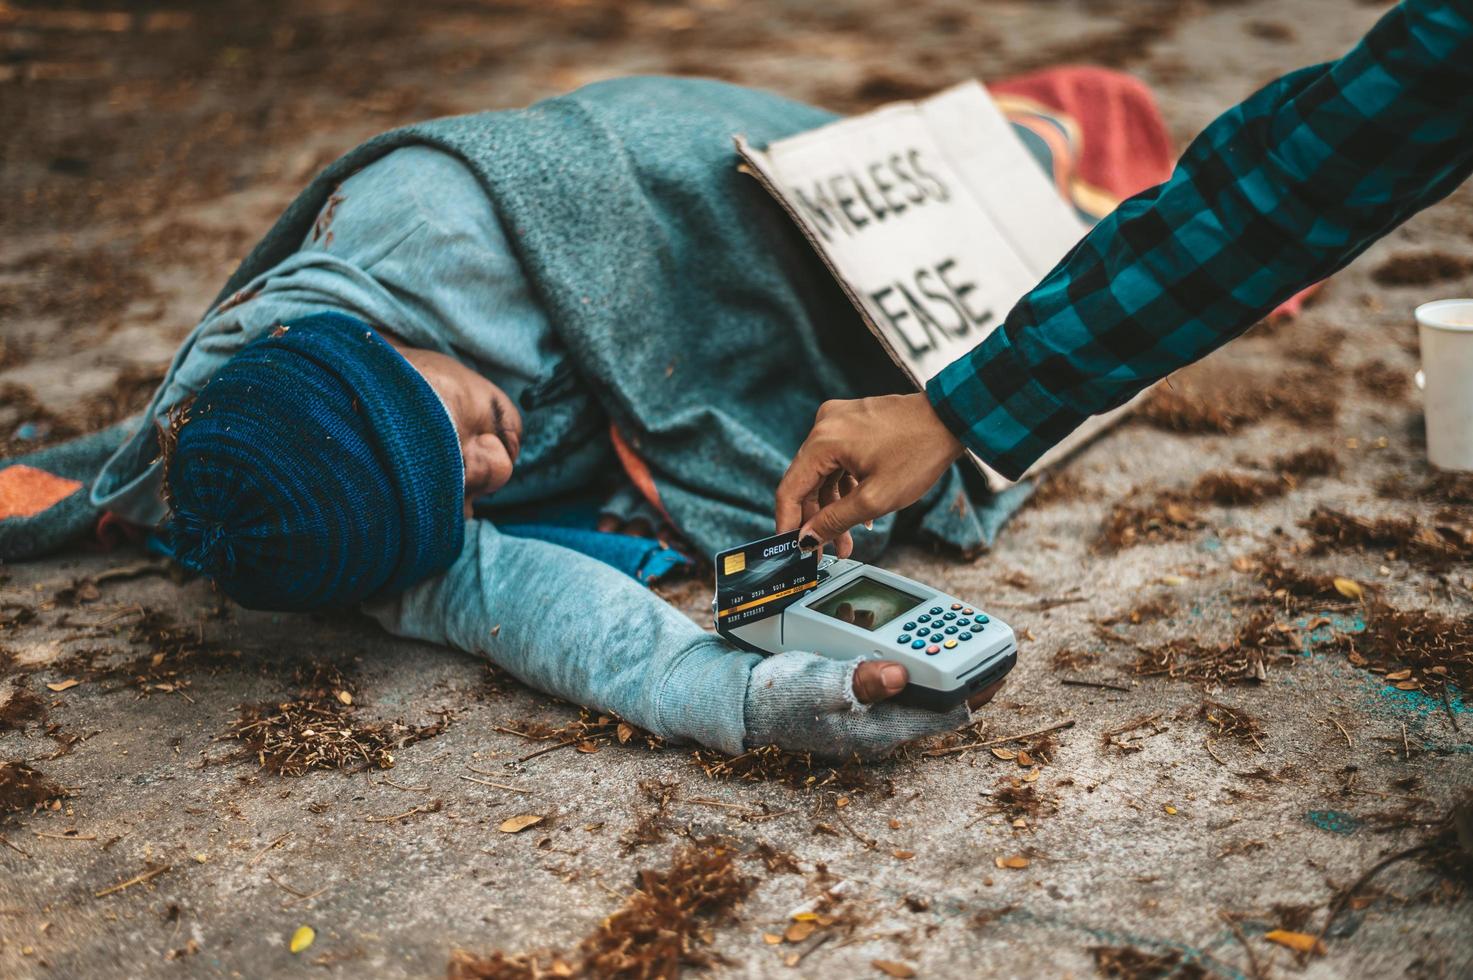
top-left (2, 0), bottom-right (1471, 977)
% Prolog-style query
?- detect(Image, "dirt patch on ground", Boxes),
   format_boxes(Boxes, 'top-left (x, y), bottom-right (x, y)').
top-left (1132, 612), bottom-right (1294, 685)
top-left (1098, 491), bottom-right (1202, 551)
top-left (1355, 359), bottom-right (1412, 401)
top-left (224, 664), bottom-right (452, 777)
top-left (0, 760), bottom-right (64, 813)
top-left (449, 842), bottom-right (756, 980)
top-left (1026, 470), bottom-right (1091, 508)
top-left (1189, 471), bottom-right (1286, 506)
top-left (1252, 553), bottom-right (1354, 611)
top-left (1379, 470), bottom-right (1473, 507)
top-left (1135, 364), bottom-right (1339, 437)
top-left (0, 682), bottom-right (47, 732)
top-left (1331, 603), bottom-right (1473, 700)
top-left (1, 362), bottom-right (164, 458)
top-left (1098, 449), bottom-right (1341, 549)
top-left (1197, 700), bottom-right (1266, 748)
top-left (1300, 506), bottom-right (1473, 566)
top-left (1271, 447), bottom-right (1340, 479)
top-left (1371, 251), bottom-right (1473, 287)
top-left (1091, 944), bottom-right (1207, 979)
top-left (689, 744), bottom-right (874, 793)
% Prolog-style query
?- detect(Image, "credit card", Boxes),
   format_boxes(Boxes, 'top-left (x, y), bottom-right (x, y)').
top-left (714, 530), bottom-right (818, 632)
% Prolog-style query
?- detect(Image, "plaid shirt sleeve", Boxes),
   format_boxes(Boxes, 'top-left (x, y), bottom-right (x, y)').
top-left (926, 0), bottom-right (1473, 481)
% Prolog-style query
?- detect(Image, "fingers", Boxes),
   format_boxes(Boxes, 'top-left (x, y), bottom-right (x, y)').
top-left (853, 660), bottom-right (909, 703)
top-left (775, 442), bottom-right (832, 534)
top-left (967, 678), bottom-right (1006, 711)
top-left (596, 515), bottom-right (621, 534)
top-left (817, 471), bottom-right (853, 558)
top-left (801, 485), bottom-right (881, 546)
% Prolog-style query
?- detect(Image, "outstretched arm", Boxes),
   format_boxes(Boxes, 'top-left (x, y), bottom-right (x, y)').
top-left (364, 520), bottom-right (977, 759)
top-left (780, 0), bottom-right (1473, 544)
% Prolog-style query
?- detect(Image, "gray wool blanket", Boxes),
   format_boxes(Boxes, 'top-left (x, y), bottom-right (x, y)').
top-left (2, 76), bottom-right (1033, 564)
top-left (206, 75), bottom-right (1023, 560)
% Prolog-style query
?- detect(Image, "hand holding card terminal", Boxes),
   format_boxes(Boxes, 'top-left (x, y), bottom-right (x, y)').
top-left (713, 532), bottom-right (1016, 711)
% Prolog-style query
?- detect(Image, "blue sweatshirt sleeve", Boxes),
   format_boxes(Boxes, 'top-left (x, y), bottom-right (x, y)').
top-left (363, 520), bottom-right (972, 758)
top-left (363, 520), bottom-right (760, 754)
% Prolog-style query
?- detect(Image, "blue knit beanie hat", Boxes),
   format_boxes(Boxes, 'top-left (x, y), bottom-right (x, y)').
top-left (163, 312), bottom-right (465, 611)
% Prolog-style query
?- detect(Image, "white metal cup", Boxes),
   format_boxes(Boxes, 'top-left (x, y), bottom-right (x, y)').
top-left (1414, 298), bottom-right (1473, 473)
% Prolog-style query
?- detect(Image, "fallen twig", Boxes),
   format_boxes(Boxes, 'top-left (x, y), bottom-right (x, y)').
top-left (833, 809), bottom-right (878, 850)
top-left (1059, 677), bottom-right (1132, 692)
top-left (493, 725), bottom-right (542, 741)
top-left (459, 775), bottom-right (532, 793)
top-left (988, 596), bottom-right (1087, 612)
top-left (96, 604), bottom-right (145, 628)
top-left (246, 832), bottom-right (291, 867)
top-left (683, 797), bottom-right (752, 812)
top-left (0, 835), bottom-right (31, 858)
top-left (268, 871), bottom-right (327, 904)
top-left (364, 800), bottom-right (442, 824)
top-left (1219, 910), bottom-right (1266, 980)
top-left (1315, 841), bottom-right (1435, 952)
top-left (94, 863), bottom-right (169, 898)
top-left (924, 719), bottom-right (1076, 757)
top-left (515, 739), bottom-right (580, 764)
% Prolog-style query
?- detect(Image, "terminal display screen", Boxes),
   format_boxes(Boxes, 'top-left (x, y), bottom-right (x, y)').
top-left (808, 576), bottom-right (924, 632)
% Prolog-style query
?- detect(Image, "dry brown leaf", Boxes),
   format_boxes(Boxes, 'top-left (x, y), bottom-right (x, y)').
top-left (995, 855), bottom-right (1029, 869)
top-left (1395, 680), bottom-right (1420, 690)
top-left (872, 961), bottom-right (917, 978)
top-left (762, 933), bottom-right (782, 945)
top-left (498, 814), bottom-right (544, 834)
top-left (45, 679), bottom-right (79, 693)
top-left (784, 920), bottom-right (816, 943)
top-left (575, 740), bottom-right (599, 754)
top-left (892, 849), bottom-right (915, 860)
top-left (1333, 577), bottom-right (1364, 600)
top-left (335, 690), bottom-right (352, 706)
top-left (1385, 669), bottom-right (1412, 681)
top-left (616, 723), bottom-right (634, 744)
top-left (1016, 751), bottom-right (1034, 767)
top-left (990, 748), bottom-right (1016, 761)
top-left (1264, 929), bottom-right (1325, 956)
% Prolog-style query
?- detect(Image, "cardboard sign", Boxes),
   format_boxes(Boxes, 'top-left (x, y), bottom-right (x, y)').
top-left (737, 81), bottom-right (1139, 489)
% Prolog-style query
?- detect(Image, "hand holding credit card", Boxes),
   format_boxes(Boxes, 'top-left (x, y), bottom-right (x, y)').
top-left (714, 530), bottom-right (817, 632)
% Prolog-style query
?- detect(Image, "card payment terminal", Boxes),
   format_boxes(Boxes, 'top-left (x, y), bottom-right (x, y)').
top-left (713, 532), bottom-right (1016, 711)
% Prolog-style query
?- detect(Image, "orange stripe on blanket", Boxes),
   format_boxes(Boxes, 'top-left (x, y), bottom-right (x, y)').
top-left (0, 465), bottom-right (83, 520)
top-left (608, 423), bottom-right (675, 527)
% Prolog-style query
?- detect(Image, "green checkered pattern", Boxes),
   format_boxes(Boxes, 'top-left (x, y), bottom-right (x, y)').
top-left (928, 0), bottom-right (1473, 479)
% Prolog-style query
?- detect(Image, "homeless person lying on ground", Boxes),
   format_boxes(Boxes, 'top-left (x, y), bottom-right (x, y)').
top-left (7, 73), bottom-right (1170, 760)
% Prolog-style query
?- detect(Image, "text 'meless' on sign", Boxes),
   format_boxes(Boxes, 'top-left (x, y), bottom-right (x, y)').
top-left (737, 81), bottom-right (1141, 489)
